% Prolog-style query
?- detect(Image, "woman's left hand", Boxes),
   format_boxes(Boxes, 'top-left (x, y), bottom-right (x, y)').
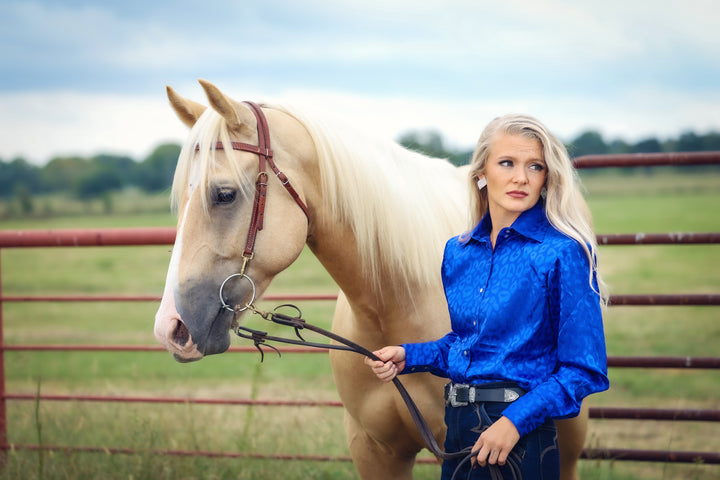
top-left (472, 416), bottom-right (520, 467)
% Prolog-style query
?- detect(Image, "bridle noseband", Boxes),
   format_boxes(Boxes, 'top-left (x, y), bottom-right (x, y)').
top-left (211, 101), bottom-right (309, 313)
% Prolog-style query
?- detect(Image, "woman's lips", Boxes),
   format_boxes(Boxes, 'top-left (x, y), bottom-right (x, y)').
top-left (507, 190), bottom-right (528, 198)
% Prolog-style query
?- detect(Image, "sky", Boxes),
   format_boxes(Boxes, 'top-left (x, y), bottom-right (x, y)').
top-left (1, 0), bottom-right (719, 165)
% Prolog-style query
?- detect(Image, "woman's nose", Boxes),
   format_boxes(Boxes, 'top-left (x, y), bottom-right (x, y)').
top-left (513, 167), bottom-right (528, 184)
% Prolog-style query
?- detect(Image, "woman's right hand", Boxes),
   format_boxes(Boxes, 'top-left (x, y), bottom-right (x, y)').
top-left (363, 346), bottom-right (406, 382)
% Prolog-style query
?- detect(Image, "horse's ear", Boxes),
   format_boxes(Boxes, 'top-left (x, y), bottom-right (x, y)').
top-left (167, 86), bottom-right (206, 128)
top-left (198, 79), bottom-right (255, 135)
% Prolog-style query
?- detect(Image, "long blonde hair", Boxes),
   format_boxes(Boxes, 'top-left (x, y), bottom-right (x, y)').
top-left (464, 114), bottom-right (608, 305)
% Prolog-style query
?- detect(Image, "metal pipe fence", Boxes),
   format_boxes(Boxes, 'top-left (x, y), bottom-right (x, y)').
top-left (1, 151), bottom-right (719, 468)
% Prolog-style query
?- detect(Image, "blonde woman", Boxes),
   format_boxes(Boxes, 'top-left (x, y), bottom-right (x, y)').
top-left (365, 114), bottom-right (608, 479)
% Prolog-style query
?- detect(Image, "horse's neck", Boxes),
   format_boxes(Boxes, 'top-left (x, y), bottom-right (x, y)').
top-left (307, 219), bottom-right (451, 345)
top-left (307, 220), bottom-right (396, 301)
top-left (306, 222), bottom-right (373, 303)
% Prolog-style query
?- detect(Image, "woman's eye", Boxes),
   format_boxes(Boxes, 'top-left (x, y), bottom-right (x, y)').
top-left (212, 188), bottom-right (237, 205)
top-left (499, 160), bottom-right (513, 167)
top-left (530, 163), bottom-right (546, 172)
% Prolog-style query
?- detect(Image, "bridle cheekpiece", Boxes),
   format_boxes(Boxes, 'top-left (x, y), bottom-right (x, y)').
top-left (208, 101), bottom-right (309, 313)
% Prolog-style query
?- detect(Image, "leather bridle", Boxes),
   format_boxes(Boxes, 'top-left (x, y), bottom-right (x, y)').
top-left (212, 101), bottom-right (309, 313)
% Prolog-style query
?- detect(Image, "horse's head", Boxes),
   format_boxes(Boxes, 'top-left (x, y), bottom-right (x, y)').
top-left (154, 80), bottom-right (314, 362)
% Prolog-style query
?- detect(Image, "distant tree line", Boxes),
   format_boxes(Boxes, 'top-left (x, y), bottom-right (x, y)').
top-left (0, 143), bottom-right (181, 202)
top-left (1, 129), bottom-right (719, 206)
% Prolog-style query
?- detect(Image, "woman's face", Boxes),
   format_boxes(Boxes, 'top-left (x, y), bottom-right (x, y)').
top-left (479, 132), bottom-right (547, 229)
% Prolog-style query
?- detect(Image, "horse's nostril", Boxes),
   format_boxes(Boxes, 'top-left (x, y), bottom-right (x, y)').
top-left (173, 321), bottom-right (190, 346)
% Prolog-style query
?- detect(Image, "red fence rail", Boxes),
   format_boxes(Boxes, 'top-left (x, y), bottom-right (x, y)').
top-left (572, 151), bottom-right (720, 168)
top-left (1, 151), bottom-right (719, 469)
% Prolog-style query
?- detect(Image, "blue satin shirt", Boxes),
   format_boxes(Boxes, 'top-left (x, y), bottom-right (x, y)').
top-left (402, 201), bottom-right (609, 436)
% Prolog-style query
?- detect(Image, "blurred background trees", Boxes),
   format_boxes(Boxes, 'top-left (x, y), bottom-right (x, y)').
top-left (0, 144), bottom-right (181, 201)
top-left (0, 129), bottom-right (718, 218)
top-left (399, 128), bottom-right (720, 167)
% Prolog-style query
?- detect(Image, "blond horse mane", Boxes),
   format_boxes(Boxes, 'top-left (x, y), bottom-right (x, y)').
top-left (172, 101), bottom-right (469, 295)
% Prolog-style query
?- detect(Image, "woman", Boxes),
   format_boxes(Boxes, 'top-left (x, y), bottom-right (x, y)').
top-left (365, 114), bottom-right (609, 479)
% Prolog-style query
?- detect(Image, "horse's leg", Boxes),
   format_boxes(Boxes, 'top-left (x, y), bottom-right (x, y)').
top-left (554, 401), bottom-right (589, 480)
top-left (344, 410), bottom-right (417, 480)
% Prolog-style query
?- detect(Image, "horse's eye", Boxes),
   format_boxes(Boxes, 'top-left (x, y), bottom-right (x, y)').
top-left (212, 188), bottom-right (237, 205)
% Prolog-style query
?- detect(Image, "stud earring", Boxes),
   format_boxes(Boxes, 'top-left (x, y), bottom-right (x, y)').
top-left (476, 177), bottom-right (487, 190)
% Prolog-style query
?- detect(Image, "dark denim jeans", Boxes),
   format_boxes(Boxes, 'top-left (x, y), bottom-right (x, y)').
top-left (441, 401), bottom-right (559, 480)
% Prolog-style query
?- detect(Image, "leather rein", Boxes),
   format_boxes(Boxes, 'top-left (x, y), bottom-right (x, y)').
top-left (214, 102), bottom-right (520, 480)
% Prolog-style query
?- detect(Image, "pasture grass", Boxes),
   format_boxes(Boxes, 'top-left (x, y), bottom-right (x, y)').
top-left (1, 169), bottom-right (719, 479)
top-left (0, 189), bottom-right (173, 225)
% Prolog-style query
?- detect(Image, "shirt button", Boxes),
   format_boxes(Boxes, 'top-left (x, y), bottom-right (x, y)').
top-left (464, 351), bottom-right (468, 356)
top-left (480, 288), bottom-right (484, 293)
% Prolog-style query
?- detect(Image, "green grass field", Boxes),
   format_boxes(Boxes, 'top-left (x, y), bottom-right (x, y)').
top-left (1, 170), bottom-right (719, 479)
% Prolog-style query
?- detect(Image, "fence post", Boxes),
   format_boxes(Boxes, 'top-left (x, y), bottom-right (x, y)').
top-left (0, 251), bottom-right (7, 469)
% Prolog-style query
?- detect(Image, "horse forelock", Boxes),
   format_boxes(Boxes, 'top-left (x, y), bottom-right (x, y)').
top-left (271, 104), bottom-right (469, 293)
top-left (171, 108), bottom-right (256, 215)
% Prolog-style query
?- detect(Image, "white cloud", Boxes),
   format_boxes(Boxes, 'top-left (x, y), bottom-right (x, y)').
top-left (0, 0), bottom-right (718, 163)
top-left (4, 81), bottom-right (717, 165)
top-left (0, 91), bottom-right (183, 163)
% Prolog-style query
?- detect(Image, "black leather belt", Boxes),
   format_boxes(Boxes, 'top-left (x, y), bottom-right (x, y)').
top-left (444, 383), bottom-right (525, 407)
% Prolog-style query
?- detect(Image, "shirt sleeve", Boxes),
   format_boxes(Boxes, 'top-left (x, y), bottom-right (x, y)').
top-left (400, 331), bottom-right (457, 378)
top-left (501, 241), bottom-right (609, 436)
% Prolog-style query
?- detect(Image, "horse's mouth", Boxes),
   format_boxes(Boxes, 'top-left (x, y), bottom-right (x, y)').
top-left (155, 302), bottom-right (234, 362)
top-left (172, 352), bottom-right (201, 363)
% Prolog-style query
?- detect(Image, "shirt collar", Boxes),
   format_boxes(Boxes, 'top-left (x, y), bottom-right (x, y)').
top-left (470, 200), bottom-right (549, 244)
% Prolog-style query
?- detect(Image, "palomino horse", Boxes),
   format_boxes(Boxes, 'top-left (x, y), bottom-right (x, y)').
top-left (154, 80), bottom-right (588, 479)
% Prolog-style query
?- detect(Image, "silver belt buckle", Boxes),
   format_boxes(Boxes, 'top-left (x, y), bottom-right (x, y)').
top-left (447, 383), bottom-right (469, 407)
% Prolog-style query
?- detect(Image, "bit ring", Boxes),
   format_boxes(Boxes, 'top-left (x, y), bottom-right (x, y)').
top-left (219, 273), bottom-right (256, 312)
